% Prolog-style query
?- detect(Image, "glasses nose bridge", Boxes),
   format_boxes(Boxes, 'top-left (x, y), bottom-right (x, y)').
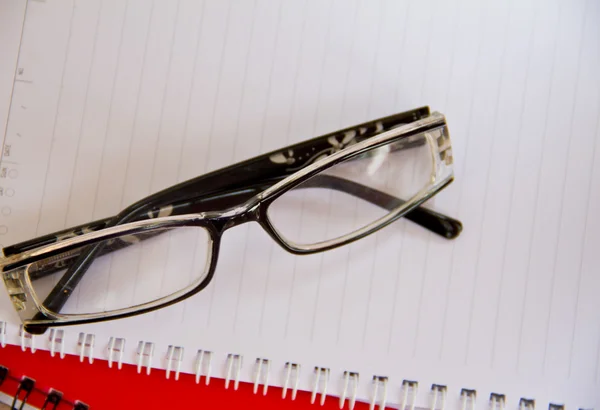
top-left (210, 201), bottom-right (262, 233)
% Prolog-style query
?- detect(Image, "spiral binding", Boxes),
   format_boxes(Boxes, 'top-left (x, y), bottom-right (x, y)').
top-left (311, 367), bottom-right (330, 406)
top-left (490, 393), bottom-right (506, 410)
top-left (194, 350), bottom-right (212, 385)
top-left (18, 325), bottom-right (35, 353)
top-left (460, 388), bottom-right (476, 410)
top-left (0, 322), bottom-right (585, 410)
top-left (282, 362), bottom-right (300, 400)
top-left (339, 371), bottom-right (358, 410)
top-left (370, 376), bottom-right (388, 410)
top-left (520, 398), bottom-right (536, 410)
top-left (165, 345), bottom-right (184, 381)
top-left (253, 358), bottom-right (270, 395)
top-left (400, 380), bottom-right (418, 410)
top-left (430, 384), bottom-right (447, 410)
top-left (12, 376), bottom-right (34, 409)
top-left (0, 321), bottom-right (6, 348)
top-left (136, 341), bottom-right (155, 375)
top-left (49, 329), bottom-right (65, 359)
top-left (225, 354), bottom-right (242, 390)
top-left (107, 337), bottom-right (125, 370)
top-left (42, 389), bottom-right (63, 410)
top-left (76, 333), bottom-right (94, 364)
top-left (0, 364), bottom-right (89, 410)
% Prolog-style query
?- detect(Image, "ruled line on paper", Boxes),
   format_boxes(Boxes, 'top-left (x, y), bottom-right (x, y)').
top-left (138, 0), bottom-right (182, 201)
top-left (173, 0), bottom-right (206, 185)
top-left (437, 0), bottom-right (487, 362)
top-left (255, 1), bottom-right (285, 338)
top-left (463, 0), bottom-right (512, 366)
top-left (281, 0), bottom-right (324, 341)
top-left (30, 0), bottom-right (74, 237)
top-left (88, 0), bottom-right (129, 221)
top-left (196, 4), bottom-right (231, 180)
top-left (360, 0), bottom-right (390, 350)
top-left (114, 0), bottom-right (156, 211)
top-left (320, 0), bottom-right (363, 346)
top-left (410, 0), bottom-right (462, 357)
top-left (569, 86), bottom-right (600, 379)
top-left (228, 0), bottom-right (262, 332)
top-left (170, 0), bottom-right (207, 324)
top-left (515, 0), bottom-right (569, 374)
top-left (148, 0), bottom-right (185, 313)
top-left (488, 0), bottom-right (538, 369)
top-left (203, 0), bottom-right (259, 331)
top-left (61, 0), bottom-right (105, 232)
top-left (540, 0), bottom-right (589, 374)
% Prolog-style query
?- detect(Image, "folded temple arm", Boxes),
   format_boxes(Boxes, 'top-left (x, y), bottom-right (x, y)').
top-left (22, 173), bottom-right (462, 281)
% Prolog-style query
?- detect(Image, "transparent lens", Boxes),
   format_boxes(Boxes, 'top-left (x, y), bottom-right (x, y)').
top-left (267, 133), bottom-right (434, 245)
top-left (26, 226), bottom-right (211, 315)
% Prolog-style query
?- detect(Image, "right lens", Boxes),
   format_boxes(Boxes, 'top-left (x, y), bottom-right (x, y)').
top-left (26, 226), bottom-right (212, 315)
top-left (267, 132), bottom-right (434, 246)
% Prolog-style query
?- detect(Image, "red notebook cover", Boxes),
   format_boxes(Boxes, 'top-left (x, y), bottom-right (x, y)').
top-left (0, 345), bottom-right (378, 409)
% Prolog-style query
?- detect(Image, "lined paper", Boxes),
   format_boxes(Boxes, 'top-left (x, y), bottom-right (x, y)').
top-left (1, 0), bottom-right (599, 407)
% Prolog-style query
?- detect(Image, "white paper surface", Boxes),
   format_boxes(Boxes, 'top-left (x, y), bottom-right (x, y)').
top-left (0, 0), bottom-right (599, 408)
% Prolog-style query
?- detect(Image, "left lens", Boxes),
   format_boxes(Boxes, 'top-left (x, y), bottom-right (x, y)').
top-left (26, 226), bottom-right (212, 315)
top-left (266, 132), bottom-right (435, 246)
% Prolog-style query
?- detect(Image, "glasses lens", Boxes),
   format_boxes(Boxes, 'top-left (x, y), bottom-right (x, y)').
top-left (26, 226), bottom-right (211, 315)
top-left (267, 133), bottom-right (434, 246)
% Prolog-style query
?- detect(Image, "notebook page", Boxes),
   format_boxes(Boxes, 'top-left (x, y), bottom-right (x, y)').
top-left (1, 0), bottom-right (599, 408)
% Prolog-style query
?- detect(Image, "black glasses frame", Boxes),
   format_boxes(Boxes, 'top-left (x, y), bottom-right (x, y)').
top-left (2, 106), bottom-right (460, 334)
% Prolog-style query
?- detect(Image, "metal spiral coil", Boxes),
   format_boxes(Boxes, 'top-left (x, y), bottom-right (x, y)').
top-left (0, 320), bottom-right (579, 410)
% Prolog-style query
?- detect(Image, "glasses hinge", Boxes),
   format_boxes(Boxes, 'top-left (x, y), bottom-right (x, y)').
top-left (434, 128), bottom-right (453, 165)
top-left (3, 271), bottom-right (27, 311)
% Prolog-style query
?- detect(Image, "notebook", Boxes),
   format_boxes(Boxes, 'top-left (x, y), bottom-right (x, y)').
top-left (1, 0), bottom-right (599, 408)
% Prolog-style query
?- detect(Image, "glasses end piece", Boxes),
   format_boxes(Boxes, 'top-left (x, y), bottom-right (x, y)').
top-left (24, 322), bottom-right (50, 336)
top-left (443, 218), bottom-right (463, 239)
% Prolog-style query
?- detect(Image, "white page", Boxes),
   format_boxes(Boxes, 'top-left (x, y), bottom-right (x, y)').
top-left (1, 0), bottom-right (599, 408)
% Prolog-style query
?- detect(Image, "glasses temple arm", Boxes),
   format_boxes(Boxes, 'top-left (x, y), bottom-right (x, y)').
top-left (300, 175), bottom-right (462, 238)
top-left (17, 171), bottom-right (461, 264)
top-left (28, 175), bottom-right (461, 283)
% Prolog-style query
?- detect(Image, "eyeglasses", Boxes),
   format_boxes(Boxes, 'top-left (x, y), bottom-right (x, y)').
top-left (2, 107), bottom-right (461, 335)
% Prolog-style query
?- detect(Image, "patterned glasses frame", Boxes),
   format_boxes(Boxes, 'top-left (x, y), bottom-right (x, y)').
top-left (1, 106), bottom-right (460, 335)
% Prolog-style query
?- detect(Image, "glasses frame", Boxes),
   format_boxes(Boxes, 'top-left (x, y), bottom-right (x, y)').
top-left (2, 109), bottom-right (456, 334)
